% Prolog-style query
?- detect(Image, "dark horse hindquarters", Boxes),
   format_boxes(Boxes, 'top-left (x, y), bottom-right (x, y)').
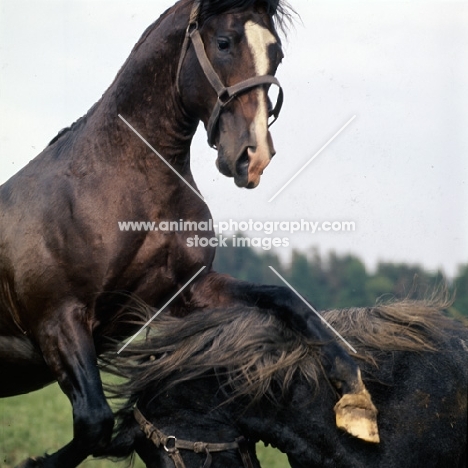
top-left (1, 1), bottom-right (377, 466)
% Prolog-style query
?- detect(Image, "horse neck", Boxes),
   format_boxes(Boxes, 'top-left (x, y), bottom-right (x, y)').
top-left (235, 387), bottom-right (334, 465)
top-left (83, 1), bottom-right (197, 170)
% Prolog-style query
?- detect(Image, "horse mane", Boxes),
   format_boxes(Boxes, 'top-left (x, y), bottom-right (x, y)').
top-left (103, 305), bottom-right (322, 407)
top-left (323, 296), bottom-right (456, 355)
top-left (102, 295), bottom-right (458, 409)
top-left (199, 0), bottom-right (295, 32)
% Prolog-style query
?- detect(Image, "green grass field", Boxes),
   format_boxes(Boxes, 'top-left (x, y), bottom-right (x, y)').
top-left (0, 381), bottom-right (289, 467)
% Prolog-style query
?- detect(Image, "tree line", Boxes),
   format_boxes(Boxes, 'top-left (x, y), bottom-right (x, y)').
top-left (213, 237), bottom-right (468, 320)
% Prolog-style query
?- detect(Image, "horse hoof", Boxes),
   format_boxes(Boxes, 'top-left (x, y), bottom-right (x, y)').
top-left (334, 389), bottom-right (380, 443)
top-left (15, 456), bottom-right (46, 468)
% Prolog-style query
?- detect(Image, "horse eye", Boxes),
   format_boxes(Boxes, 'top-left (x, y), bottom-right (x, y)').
top-left (217, 38), bottom-right (230, 51)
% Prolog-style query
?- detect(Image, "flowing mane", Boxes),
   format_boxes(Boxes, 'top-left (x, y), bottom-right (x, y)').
top-left (103, 297), bottom-right (456, 409)
top-left (199, 0), bottom-right (295, 31)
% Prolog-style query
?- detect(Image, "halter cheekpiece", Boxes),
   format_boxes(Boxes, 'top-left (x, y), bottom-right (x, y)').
top-left (176, 0), bottom-right (284, 148)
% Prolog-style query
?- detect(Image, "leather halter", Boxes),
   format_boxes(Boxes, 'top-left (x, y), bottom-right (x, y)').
top-left (176, 0), bottom-right (284, 148)
top-left (134, 406), bottom-right (255, 468)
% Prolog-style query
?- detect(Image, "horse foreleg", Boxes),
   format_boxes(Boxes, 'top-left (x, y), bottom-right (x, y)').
top-left (190, 272), bottom-right (379, 443)
top-left (18, 302), bottom-right (114, 468)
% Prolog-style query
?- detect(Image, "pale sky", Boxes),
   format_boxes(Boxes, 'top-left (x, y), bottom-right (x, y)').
top-left (1, 0), bottom-right (467, 276)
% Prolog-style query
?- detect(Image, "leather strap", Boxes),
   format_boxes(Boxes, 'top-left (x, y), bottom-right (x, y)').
top-left (134, 406), bottom-right (256, 468)
top-left (175, 0), bottom-right (284, 148)
top-left (175, 0), bottom-right (201, 95)
top-left (189, 27), bottom-right (283, 147)
top-left (236, 436), bottom-right (256, 468)
top-left (189, 27), bottom-right (225, 96)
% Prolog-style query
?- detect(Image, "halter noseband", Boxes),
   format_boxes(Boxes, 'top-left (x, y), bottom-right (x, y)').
top-left (176, 0), bottom-right (284, 148)
top-left (134, 406), bottom-right (255, 468)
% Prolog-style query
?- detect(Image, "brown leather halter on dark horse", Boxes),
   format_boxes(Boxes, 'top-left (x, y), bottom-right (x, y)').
top-left (176, 0), bottom-right (284, 148)
top-left (134, 406), bottom-right (255, 468)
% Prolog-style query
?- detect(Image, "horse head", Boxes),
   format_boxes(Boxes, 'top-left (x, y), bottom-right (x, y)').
top-left (177, 0), bottom-right (286, 188)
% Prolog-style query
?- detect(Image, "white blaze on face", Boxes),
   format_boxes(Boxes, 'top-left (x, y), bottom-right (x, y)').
top-left (244, 20), bottom-right (276, 184)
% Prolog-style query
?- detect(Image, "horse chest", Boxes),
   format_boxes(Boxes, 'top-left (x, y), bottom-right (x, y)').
top-left (112, 230), bottom-right (214, 301)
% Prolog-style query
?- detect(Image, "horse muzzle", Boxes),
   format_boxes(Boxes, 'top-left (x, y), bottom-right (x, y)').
top-left (216, 141), bottom-right (275, 189)
top-left (238, 145), bottom-right (274, 188)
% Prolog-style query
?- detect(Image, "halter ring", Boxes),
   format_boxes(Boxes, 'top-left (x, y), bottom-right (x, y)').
top-left (164, 436), bottom-right (178, 453)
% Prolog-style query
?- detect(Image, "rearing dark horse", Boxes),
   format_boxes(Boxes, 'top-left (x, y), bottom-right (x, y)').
top-left (0, 1), bottom-right (377, 466)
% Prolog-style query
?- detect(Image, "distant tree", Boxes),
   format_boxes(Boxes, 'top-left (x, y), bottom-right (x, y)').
top-left (279, 249), bottom-right (326, 309)
top-left (375, 262), bottom-right (442, 299)
top-left (213, 239), bottom-right (465, 317)
top-left (325, 253), bottom-right (369, 308)
top-left (365, 275), bottom-right (395, 303)
top-left (302, 248), bottom-right (332, 309)
top-left (288, 250), bottom-right (311, 295)
top-left (213, 233), bottom-right (283, 285)
top-left (452, 264), bottom-right (468, 318)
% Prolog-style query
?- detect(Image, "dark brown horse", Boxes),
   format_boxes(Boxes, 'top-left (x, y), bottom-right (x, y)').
top-left (102, 299), bottom-right (468, 467)
top-left (0, 1), bottom-right (377, 466)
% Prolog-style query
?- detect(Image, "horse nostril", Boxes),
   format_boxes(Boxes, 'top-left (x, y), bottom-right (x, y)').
top-left (236, 149), bottom-right (250, 176)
